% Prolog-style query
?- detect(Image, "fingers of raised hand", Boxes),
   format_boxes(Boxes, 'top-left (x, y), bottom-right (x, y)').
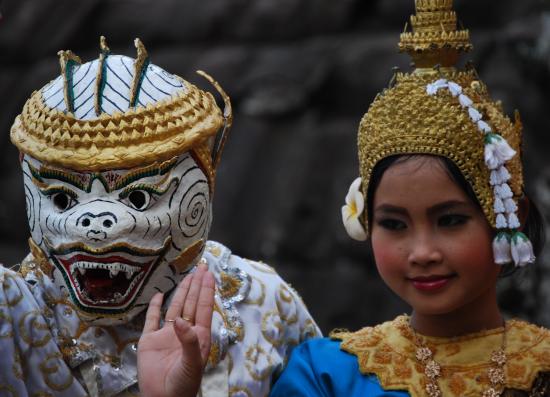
top-left (194, 271), bottom-right (215, 330)
top-left (181, 263), bottom-right (208, 325)
top-left (143, 292), bottom-right (164, 334)
top-left (195, 271), bottom-right (215, 365)
top-left (164, 272), bottom-right (193, 327)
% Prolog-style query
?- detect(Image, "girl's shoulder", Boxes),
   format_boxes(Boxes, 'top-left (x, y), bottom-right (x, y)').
top-left (271, 337), bottom-right (408, 396)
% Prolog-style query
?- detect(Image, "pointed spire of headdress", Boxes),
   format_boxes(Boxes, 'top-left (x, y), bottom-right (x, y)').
top-left (129, 38), bottom-right (150, 108)
top-left (399, 0), bottom-right (472, 70)
top-left (57, 50), bottom-right (82, 113)
top-left (95, 35), bottom-right (111, 116)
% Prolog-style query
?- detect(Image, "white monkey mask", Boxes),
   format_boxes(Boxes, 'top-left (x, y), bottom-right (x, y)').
top-left (11, 38), bottom-right (231, 325)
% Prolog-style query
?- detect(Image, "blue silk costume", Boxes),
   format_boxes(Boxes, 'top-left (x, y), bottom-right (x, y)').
top-left (270, 338), bottom-right (409, 397)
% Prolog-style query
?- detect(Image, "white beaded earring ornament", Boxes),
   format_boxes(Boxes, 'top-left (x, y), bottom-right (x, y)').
top-left (425, 78), bottom-right (535, 268)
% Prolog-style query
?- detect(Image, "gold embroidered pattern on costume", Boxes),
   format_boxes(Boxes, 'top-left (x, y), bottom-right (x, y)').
top-left (331, 315), bottom-right (550, 397)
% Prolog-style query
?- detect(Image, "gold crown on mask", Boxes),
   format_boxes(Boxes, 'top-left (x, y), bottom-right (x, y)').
top-left (10, 37), bottom-right (232, 190)
top-left (357, 0), bottom-right (523, 232)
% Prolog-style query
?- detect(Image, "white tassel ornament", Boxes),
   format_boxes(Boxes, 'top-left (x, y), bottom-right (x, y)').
top-left (493, 232), bottom-right (512, 265)
top-left (484, 134), bottom-right (516, 170)
top-left (511, 232), bottom-right (536, 267)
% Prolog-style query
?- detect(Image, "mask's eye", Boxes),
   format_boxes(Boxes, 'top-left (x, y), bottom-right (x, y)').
top-left (125, 190), bottom-right (152, 211)
top-left (51, 191), bottom-right (77, 212)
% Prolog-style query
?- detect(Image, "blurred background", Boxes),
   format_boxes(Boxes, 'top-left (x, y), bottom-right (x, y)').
top-left (1, 0), bottom-right (550, 334)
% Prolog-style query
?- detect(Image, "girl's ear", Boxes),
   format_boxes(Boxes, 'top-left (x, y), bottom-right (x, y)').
top-left (518, 196), bottom-right (530, 230)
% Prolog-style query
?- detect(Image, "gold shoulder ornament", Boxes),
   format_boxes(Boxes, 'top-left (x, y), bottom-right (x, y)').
top-left (331, 315), bottom-right (550, 396)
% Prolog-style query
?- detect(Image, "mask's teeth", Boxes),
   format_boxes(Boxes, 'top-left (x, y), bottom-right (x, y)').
top-left (124, 268), bottom-right (133, 279)
top-left (78, 267), bottom-right (86, 275)
top-left (110, 268), bottom-right (119, 278)
top-left (114, 292), bottom-right (123, 301)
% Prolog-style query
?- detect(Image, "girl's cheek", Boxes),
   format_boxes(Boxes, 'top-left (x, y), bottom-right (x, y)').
top-left (372, 237), bottom-right (403, 273)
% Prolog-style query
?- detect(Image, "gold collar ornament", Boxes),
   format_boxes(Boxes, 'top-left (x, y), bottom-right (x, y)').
top-left (412, 321), bottom-right (507, 397)
top-left (340, 0), bottom-right (535, 267)
top-left (331, 315), bottom-right (550, 396)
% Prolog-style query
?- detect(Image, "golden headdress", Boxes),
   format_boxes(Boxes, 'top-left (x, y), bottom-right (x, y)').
top-left (341, 0), bottom-right (534, 267)
top-left (10, 37), bottom-right (232, 190)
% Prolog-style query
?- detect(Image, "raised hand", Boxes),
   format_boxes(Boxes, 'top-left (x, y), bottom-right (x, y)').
top-left (138, 262), bottom-right (215, 397)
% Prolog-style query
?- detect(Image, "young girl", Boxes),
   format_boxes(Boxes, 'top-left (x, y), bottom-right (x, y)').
top-left (270, 1), bottom-right (550, 396)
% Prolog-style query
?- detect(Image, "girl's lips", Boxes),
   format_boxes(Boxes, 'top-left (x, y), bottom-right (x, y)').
top-left (408, 275), bottom-right (456, 292)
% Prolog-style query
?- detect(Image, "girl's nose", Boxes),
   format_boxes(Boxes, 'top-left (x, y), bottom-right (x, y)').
top-left (407, 235), bottom-right (443, 266)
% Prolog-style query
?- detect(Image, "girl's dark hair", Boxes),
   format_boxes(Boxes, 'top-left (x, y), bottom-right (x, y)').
top-left (366, 154), bottom-right (545, 276)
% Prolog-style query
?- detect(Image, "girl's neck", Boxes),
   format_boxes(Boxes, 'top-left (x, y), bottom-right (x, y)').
top-left (409, 288), bottom-right (503, 337)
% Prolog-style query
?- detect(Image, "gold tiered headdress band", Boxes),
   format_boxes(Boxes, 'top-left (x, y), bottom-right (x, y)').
top-left (10, 38), bottom-right (232, 191)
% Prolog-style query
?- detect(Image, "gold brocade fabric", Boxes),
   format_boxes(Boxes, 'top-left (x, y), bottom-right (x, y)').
top-left (331, 315), bottom-right (550, 397)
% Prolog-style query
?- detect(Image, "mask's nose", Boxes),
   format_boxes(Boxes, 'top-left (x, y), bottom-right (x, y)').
top-left (77, 212), bottom-right (118, 241)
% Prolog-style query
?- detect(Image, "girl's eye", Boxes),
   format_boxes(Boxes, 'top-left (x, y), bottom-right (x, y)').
top-left (125, 190), bottom-right (152, 211)
top-left (438, 214), bottom-right (470, 227)
top-left (51, 192), bottom-right (77, 212)
top-left (377, 218), bottom-right (407, 231)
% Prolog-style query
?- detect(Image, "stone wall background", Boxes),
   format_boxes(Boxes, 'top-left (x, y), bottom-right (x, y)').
top-left (1, 0), bottom-right (550, 334)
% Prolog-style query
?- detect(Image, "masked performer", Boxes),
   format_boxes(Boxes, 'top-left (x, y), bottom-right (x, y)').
top-left (271, 1), bottom-right (550, 396)
top-left (0, 37), bottom-right (320, 397)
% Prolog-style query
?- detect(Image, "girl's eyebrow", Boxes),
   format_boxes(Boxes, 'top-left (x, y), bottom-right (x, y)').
top-left (427, 200), bottom-right (470, 215)
top-left (374, 200), bottom-right (471, 215)
top-left (374, 204), bottom-right (408, 216)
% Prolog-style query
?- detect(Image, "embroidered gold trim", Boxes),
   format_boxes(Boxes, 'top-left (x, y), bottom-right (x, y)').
top-left (331, 315), bottom-right (550, 396)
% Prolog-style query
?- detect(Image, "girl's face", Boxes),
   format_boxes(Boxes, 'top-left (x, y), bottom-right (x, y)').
top-left (371, 156), bottom-right (500, 317)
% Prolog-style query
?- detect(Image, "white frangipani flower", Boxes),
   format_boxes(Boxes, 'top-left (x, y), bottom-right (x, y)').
top-left (511, 232), bottom-right (536, 267)
top-left (341, 177), bottom-right (367, 241)
top-left (493, 232), bottom-right (512, 265)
